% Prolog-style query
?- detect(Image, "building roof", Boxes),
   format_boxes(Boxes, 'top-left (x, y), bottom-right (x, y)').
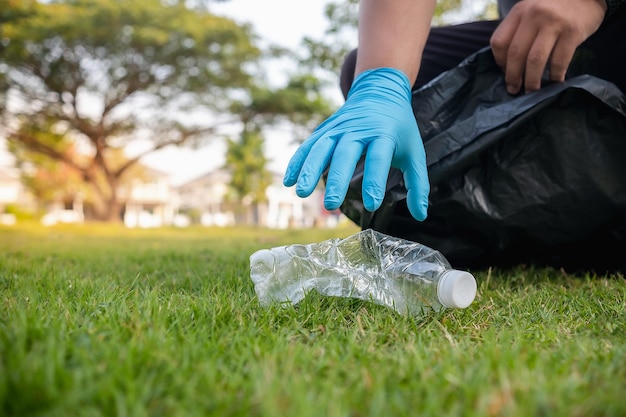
top-left (176, 168), bottom-right (231, 189)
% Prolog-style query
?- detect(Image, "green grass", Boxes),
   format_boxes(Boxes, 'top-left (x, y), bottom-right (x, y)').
top-left (1, 223), bottom-right (625, 417)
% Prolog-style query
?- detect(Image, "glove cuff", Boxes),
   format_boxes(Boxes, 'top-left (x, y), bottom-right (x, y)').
top-left (347, 67), bottom-right (412, 102)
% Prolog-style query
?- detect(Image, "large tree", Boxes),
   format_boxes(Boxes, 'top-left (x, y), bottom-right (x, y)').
top-left (1, 0), bottom-right (261, 221)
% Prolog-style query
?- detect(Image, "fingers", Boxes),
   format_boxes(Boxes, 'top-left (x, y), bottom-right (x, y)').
top-left (490, 9), bottom-right (521, 71)
top-left (499, 25), bottom-right (577, 94)
top-left (283, 128), bottom-right (328, 187)
top-left (549, 36), bottom-right (578, 83)
top-left (402, 153), bottom-right (430, 222)
top-left (292, 134), bottom-right (338, 198)
top-left (523, 29), bottom-right (558, 92)
top-left (362, 137), bottom-right (394, 212)
top-left (490, 0), bottom-right (599, 95)
top-left (323, 134), bottom-right (366, 210)
top-left (493, 17), bottom-right (540, 94)
top-left (283, 142), bottom-right (312, 187)
top-left (363, 135), bottom-right (430, 221)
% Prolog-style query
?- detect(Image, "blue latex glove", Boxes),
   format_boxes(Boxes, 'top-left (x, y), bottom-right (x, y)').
top-left (283, 67), bottom-right (430, 221)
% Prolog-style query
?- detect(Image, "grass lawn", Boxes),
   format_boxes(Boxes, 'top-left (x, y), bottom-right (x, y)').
top-left (1, 223), bottom-right (625, 417)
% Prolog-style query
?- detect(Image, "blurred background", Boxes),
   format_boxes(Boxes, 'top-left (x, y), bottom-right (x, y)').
top-left (0, 0), bottom-right (496, 229)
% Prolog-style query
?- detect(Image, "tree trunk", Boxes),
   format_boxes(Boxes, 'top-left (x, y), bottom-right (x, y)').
top-left (90, 175), bottom-right (123, 223)
top-left (103, 198), bottom-right (123, 223)
top-left (103, 176), bottom-right (123, 223)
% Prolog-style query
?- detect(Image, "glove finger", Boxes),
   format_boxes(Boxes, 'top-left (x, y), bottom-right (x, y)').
top-left (402, 156), bottom-right (430, 222)
top-left (283, 128), bottom-right (329, 187)
top-left (295, 134), bottom-right (338, 198)
top-left (324, 134), bottom-right (366, 210)
top-left (362, 137), bottom-right (395, 212)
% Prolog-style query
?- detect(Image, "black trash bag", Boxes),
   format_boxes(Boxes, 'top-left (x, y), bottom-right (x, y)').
top-left (340, 46), bottom-right (626, 272)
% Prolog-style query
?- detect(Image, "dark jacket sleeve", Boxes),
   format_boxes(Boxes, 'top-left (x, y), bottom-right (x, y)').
top-left (497, 0), bottom-right (518, 18)
top-left (499, 0), bottom-right (624, 20)
top-left (606, 0), bottom-right (625, 16)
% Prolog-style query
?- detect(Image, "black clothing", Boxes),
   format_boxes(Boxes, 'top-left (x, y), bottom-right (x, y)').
top-left (336, 4), bottom-right (626, 270)
top-left (498, 0), bottom-right (626, 19)
top-left (340, 4), bottom-right (626, 96)
top-left (497, 0), bottom-right (517, 18)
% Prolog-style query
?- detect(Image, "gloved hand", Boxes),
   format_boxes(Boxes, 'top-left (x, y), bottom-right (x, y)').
top-left (283, 67), bottom-right (430, 221)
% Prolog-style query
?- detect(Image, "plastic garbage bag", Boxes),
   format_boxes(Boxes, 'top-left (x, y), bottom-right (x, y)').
top-left (340, 47), bottom-right (626, 272)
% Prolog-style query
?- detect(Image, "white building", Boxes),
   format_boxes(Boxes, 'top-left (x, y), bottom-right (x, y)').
top-left (41, 197), bottom-right (85, 226)
top-left (177, 169), bottom-right (333, 228)
top-left (2, 164), bottom-right (342, 228)
top-left (120, 166), bottom-right (180, 228)
top-left (0, 169), bottom-right (23, 225)
top-left (176, 168), bottom-right (234, 227)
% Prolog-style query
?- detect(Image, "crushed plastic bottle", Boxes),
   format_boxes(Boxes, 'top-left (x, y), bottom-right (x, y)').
top-left (249, 229), bottom-right (477, 316)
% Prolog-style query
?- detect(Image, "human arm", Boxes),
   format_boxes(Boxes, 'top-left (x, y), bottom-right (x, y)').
top-left (490, 0), bottom-right (609, 94)
top-left (355, 0), bottom-right (436, 82)
top-left (283, 0), bottom-right (437, 221)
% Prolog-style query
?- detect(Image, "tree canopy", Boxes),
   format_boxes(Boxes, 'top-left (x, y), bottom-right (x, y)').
top-left (1, 0), bottom-right (332, 221)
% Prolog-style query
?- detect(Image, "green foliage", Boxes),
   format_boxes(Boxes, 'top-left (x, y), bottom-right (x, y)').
top-left (224, 127), bottom-right (272, 205)
top-left (225, 74), bottom-right (334, 218)
top-left (0, 0), bottom-right (38, 111)
top-left (434, 0), bottom-right (464, 24)
top-left (1, 0), bottom-right (261, 220)
top-left (240, 74), bottom-right (334, 139)
top-left (7, 116), bottom-right (84, 203)
top-left (1, 0), bottom-right (339, 221)
top-left (0, 0), bottom-right (35, 22)
top-left (297, 0), bottom-right (359, 76)
top-left (2, 203), bottom-right (36, 219)
top-left (3, 0), bottom-right (259, 103)
top-left (0, 225), bottom-right (625, 417)
top-left (297, 0), bottom-right (498, 77)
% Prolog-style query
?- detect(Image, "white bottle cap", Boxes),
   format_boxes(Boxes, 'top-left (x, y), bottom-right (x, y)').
top-left (437, 269), bottom-right (477, 309)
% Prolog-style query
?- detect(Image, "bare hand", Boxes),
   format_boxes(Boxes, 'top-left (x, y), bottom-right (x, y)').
top-left (490, 0), bottom-right (606, 94)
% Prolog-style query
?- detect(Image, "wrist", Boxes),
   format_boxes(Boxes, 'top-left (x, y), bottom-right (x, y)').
top-left (347, 68), bottom-right (412, 102)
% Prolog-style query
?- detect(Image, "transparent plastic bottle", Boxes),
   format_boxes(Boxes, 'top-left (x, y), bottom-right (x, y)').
top-left (249, 229), bottom-right (477, 316)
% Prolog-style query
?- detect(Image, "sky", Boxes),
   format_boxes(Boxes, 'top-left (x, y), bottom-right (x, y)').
top-left (0, 0), bottom-right (335, 184)
top-left (211, 0), bottom-right (331, 49)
